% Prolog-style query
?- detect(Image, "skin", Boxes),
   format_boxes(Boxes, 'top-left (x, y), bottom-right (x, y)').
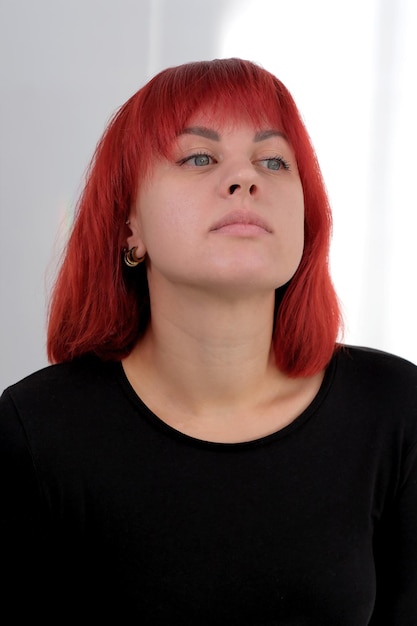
top-left (123, 113), bottom-right (324, 443)
top-left (128, 118), bottom-right (304, 297)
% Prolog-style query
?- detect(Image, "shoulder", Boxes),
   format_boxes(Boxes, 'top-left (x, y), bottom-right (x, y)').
top-left (331, 344), bottom-right (417, 440)
top-left (1, 356), bottom-right (122, 421)
top-left (335, 344), bottom-right (417, 388)
top-left (4, 355), bottom-right (114, 389)
top-left (0, 356), bottom-right (129, 464)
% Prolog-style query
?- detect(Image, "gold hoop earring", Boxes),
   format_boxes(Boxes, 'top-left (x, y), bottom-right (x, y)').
top-left (124, 247), bottom-right (145, 267)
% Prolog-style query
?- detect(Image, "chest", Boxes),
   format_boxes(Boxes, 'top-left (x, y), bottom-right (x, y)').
top-left (45, 432), bottom-right (379, 624)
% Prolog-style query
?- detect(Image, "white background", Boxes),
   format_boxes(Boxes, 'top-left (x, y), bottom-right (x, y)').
top-left (1, 0), bottom-right (416, 390)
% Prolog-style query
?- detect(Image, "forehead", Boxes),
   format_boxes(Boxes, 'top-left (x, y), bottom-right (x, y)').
top-left (173, 106), bottom-right (289, 153)
top-left (183, 105), bottom-right (282, 134)
top-left (177, 124), bottom-right (289, 147)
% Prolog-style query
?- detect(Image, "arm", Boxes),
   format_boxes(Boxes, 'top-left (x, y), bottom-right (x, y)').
top-left (0, 390), bottom-right (47, 614)
top-left (370, 440), bottom-right (417, 625)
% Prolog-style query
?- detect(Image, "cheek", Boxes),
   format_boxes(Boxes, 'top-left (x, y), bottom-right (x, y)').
top-left (281, 185), bottom-right (304, 239)
top-left (138, 190), bottom-right (199, 254)
top-left (136, 188), bottom-right (168, 240)
top-left (280, 188), bottom-right (305, 270)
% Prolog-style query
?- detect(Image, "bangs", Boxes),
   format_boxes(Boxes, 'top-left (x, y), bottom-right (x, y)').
top-left (136, 59), bottom-right (287, 166)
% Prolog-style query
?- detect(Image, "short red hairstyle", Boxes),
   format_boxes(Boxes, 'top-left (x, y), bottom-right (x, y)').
top-left (47, 58), bottom-right (342, 377)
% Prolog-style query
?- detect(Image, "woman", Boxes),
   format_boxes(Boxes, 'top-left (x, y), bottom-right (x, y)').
top-left (1, 59), bottom-right (416, 624)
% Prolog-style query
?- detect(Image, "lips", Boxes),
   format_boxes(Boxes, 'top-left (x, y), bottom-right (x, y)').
top-left (210, 210), bottom-right (272, 233)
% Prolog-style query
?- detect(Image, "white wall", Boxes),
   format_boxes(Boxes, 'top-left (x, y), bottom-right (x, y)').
top-left (1, 0), bottom-right (416, 390)
top-left (221, 0), bottom-right (417, 363)
top-left (0, 0), bottom-right (232, 389)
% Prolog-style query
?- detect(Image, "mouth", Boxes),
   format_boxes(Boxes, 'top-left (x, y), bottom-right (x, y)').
top-left (210, 210), bottom-right (272, 234)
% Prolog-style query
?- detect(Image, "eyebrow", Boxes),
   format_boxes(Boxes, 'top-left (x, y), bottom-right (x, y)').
top-left (253, 129), bottom-right (287, 142)
top-left (180, 126), bottom-right (220, 140)
top-left (179, 126), bottom-right (287, 142)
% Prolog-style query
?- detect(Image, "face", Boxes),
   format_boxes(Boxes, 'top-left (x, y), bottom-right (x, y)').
top-left (127, 112), bottom-right (305, 299)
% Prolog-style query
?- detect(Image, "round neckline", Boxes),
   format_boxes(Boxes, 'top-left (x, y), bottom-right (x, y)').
top-left (115, 352), bottom-right (338, 450)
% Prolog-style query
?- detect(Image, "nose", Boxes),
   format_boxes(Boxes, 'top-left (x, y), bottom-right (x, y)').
top-left (229, 183), bottom-right (256, 195)
top-left (219, 156), bottom-right (260, 198)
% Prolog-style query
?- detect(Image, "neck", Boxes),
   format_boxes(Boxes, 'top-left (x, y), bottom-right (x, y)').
top-left (124, 283), bottom-right (283, 414)
top-left (122, 282), bottom-right (325, 443)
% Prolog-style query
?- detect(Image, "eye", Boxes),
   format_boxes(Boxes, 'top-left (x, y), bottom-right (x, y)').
top-left (178, 152), bottom-right (215, 167)
top-left (258, 156), bottom-right (290, 171)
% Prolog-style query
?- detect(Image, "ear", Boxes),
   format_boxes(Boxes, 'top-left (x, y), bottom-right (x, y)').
top-left (125, 210), bottom-right (147, 258)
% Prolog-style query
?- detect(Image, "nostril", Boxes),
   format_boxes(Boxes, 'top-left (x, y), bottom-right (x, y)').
top-left (229, 184), bottom-right (240, 194)
top-left (249, 184), bottom-right (256, 195)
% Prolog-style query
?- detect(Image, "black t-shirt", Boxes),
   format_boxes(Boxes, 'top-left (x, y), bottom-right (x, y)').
top-left (1, 345), bottom-right (416, 624)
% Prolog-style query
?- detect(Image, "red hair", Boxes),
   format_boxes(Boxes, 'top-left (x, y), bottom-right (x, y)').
top-left (47, 58), bottom-right (342, 376)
